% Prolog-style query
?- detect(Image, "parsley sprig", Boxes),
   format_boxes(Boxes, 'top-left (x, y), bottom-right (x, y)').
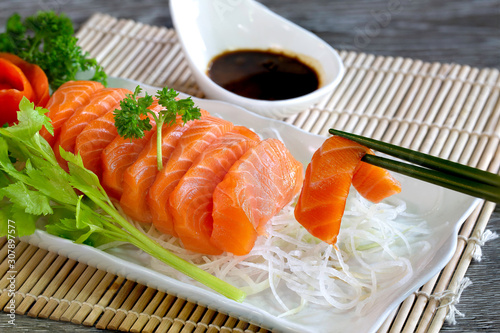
top-left (114, 86), bottom-right (201, 170)
top-left (0, 11), bottom-right (107, 90)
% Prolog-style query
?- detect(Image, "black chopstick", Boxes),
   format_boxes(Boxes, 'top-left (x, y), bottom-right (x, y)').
top-left (329, 129), bottom-right (500, 203)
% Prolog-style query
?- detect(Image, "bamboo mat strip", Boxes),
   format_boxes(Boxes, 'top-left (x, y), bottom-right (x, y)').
top-left (1, 12), bottom-right (499, 332)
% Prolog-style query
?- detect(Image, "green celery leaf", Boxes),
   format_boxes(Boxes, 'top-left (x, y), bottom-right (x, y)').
top-left (10, 97), bottom-right (53, 138)
top-left (9, 205), bottom-right (37, 237)
top-left (24, 162), bottom-right (78, 205)
top-left (0, 98), bottom-right (56, 166)
top-left (45, 206), bottom-right (75, 224)
top-left (45, 210), bottom-right (117, 247)
top-left (0, 181), bottom-right (52, 215)
top-left (0, 138), bottom-right (30, 184)
top-left (59, 148), bottom-right (109, 203)
top-left (0, 202), bottom-right (12, 237)
top-left (0, 171), bottom-right (11, 188)
top-left (45, 218), bottom-right (92, 244)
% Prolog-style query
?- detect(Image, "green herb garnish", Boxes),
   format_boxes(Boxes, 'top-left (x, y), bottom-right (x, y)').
top-left (114, 86), bottom-right (201, 170)
top-left (0, 97), bottom-right (245, 302)
top-left (0, 11), bottom-right (107, 90)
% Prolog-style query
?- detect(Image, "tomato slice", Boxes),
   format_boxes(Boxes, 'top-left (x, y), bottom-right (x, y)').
top-left (0, 58), bottom-right (37, 125)
top-left (0, 52), bottom-right (50, 107)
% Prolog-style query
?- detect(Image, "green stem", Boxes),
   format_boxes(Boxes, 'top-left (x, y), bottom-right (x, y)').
top-left (156, 118), bottom-right (164, 171)
top-left (148, 110), bottom-right (164, 171)
top-left (37, 135), bottom-right (58, 166)
top-left (85, 192), bottom-right (246, 302)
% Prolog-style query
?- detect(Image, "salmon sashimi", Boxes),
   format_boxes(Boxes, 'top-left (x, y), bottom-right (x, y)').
top-left (101, 100), bottom-right (163, 199)
top-left (170, 126), bottom-right (261, 255)
top-left (53, 88), bottom-right (131, 170)
top-left (40, 80), bottom-right (104, 146)
top-left (210, 138), bottom-right (303, 256)
top-left (148, 116), bottom-right (234, 236)
top-left (352, 157), bottom-right (402, 203)
top-left (119, 109), bottom-right (210, 224)
top-left (75, 110), bottom-right (119, 178)
top-left (294, 135), bottom-right (400, 245)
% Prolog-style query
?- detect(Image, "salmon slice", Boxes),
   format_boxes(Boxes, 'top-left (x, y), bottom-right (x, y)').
top-left (170, 126), bottom-right (260, 255)
top-left (119, 109), bottom-right (210, 223)
top-left (148, 116), bottom-right (234, 236)
top-left (101, 100), bottom-right (163, 199)
top-left (294, 136), bottom-right (366, 245)
top-left (352, 157), bottom-right (402, 203)
top-left (75, 110), bottom-right (119, 178)
top-left (294, 135), bottom-right (401, 245)
top-left (40, 80), bottom-right (104, 146)
top-left (210, 138), bottom-right (303, 256)
top-left (53, 88), bottom-right (131, 170)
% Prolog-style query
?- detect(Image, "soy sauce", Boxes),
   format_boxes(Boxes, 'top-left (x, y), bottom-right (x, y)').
top-left (207, 49), bottom-right (320, 101)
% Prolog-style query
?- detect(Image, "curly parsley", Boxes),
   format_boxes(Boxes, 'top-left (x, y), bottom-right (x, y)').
top-left (114, 86), bottom-right (201, 170)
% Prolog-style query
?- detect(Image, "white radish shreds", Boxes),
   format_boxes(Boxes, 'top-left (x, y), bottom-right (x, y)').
top-left (125, 191), bottom-right (430, 316)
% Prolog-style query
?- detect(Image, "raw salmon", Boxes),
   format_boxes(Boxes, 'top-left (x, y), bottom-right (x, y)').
top-left (75, 110), bottom-right (118, 178)
top-left (119, 109), bottom-right (210, 223)
top-left (294, 136), bottom-right (367, 245)
top-left (170, 126), bottom-right (260, 255)
top-left (294, 135), bottom-right (401, 245)
top-left (148, 116), bottom-right (234, 236)
top-left (40, 80), bottom-right (104, 146)
top-left (101, 99), bottom-right (163, 199)
top-left (352, 157), bottom-right (402, 203)
top-left (210, 138), bottom-right (303, 256)
top-left (53, 88), bottom-right (131, 170)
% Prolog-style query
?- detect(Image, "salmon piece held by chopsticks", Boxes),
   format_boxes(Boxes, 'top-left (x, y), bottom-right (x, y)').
top-left (353, 155), bottom-right (402, 203)
top-left (294, 135), bottom-right (401, 245)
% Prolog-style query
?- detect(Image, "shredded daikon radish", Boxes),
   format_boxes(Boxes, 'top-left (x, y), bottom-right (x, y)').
top-left (124, 191), bottom-right (431, 316)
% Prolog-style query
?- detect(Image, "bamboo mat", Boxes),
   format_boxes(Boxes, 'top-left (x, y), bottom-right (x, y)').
top-left (2, 12), bottom-right (500, 333)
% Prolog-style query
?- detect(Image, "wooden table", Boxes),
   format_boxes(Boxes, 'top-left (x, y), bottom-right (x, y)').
top-left (1, 0), bottom-right (499, 332)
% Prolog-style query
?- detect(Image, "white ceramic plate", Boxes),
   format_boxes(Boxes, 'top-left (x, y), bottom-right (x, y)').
top-left (24, 77), bottom-right (479, 333)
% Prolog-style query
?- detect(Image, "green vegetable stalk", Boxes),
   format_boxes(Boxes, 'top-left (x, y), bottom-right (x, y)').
top-left (0, 98), bottom-right (245, 302)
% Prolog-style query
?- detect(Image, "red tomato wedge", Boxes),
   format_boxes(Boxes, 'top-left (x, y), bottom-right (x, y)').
top-left (0, 52), bottom-right (50, 108)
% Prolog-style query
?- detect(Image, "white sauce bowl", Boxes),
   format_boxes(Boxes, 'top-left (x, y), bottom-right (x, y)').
top-left (170, 0), bottom-right (345, 118)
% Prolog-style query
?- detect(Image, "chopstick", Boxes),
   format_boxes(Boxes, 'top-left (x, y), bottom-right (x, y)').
top-left (329, 129), bottom-right (500, 203)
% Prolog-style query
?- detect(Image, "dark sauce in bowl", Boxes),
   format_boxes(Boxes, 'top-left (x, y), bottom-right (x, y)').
top-left (207, 49), bottom-right (320, 101)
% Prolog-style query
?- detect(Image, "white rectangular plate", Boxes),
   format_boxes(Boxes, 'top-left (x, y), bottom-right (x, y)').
top-left (24, 77), bottom-right (479, 333)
